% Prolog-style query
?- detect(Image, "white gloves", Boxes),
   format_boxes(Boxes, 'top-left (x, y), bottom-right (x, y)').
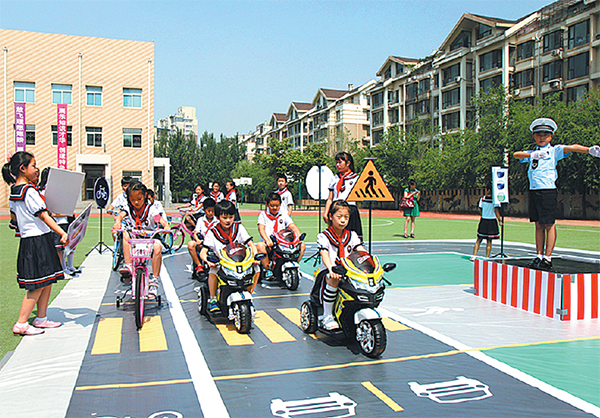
top-left (589, 145), bottom-right (600, 158)
top-left (530, 150), bottom-right (549, 160)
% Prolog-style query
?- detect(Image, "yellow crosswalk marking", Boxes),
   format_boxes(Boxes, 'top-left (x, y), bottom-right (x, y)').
top-left (139, 316), bottom-right (169, 352)
top-left (215, 323), bottom-right (254, 346)
top-left (362, 381), bottom-right (404, 412)
top-left (277, 308), bottom-right (319, 339)
top-left (382, 317), bottom-right (410, 331)
top-left (254, 311), bottom-right (296, 343)
top-left (91, 318), bottom-right (123, 355)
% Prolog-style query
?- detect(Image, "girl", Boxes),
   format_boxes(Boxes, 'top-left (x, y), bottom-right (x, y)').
top-left (471, 189), bottom-right (502, 260)
top-left (210, 181), bottom-right (224, 203)
top-left (3, 152), bottom-right (67, 335)
top-left (225, 180), bottom-right (241, 222)
top-left (112, 180), bottom-right (170, 298)
top-left (323, 152), bottom-right (363, 239)
top-left (311, 200), bottom-right (365, 330)
top-left (179, 184), bottom-right (206, 229)
top-left (402, 180), bottom-right (421, 238)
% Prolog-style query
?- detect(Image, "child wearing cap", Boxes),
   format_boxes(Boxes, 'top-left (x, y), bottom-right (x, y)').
top-left (513, 117), bottom-right (600, 271)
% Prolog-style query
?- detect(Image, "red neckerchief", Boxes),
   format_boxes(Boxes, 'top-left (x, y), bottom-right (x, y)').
top-left (213, 222), bottom-right (239, 245)
top-left (131, 202), bottom-right (151, 228)
top-left (276, 187), bottom-right (288, 196)
top-left (336, 171), bottom-right (355, 195)
top-left (323, 226), bottom-right (351, 260)
top-left (210, 191), bottom-right (221, 200)
top-left (225, 189), bottom-right (235, 201)
top-left (265, 210), bottom-right (281, 232)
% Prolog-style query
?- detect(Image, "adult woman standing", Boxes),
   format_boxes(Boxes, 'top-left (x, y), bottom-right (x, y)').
top-left (401, 180), bottom-right (420, 238)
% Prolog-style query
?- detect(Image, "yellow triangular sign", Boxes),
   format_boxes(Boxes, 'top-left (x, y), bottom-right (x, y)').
top-left (347, 160), bottom-right (394, 202)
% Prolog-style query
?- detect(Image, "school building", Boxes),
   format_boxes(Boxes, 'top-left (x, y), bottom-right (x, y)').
top-left (0, 29), bottom-right (167, 208)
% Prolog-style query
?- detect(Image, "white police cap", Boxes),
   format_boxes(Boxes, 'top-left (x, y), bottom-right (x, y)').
top-left (530, 118), bottom-right (557, 134)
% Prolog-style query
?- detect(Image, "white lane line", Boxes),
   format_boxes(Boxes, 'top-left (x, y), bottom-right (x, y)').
top-left (378, 307), bottom-right (600, 417)
top-left (160, 267), bottom-right (230, 418)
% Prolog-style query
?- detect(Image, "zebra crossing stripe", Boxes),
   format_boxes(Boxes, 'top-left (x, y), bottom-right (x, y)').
top-left (91, 318), bottom-right (123, 355)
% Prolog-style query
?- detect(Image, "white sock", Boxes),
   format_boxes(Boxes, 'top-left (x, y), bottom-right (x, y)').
top-left (544, 255), bottom-right (551, 261)
top-left (36, 316), bottom-right (47, 322)
top-left (16, 321), bottom-right (28, 327)
top-left (536, 254), bottom-right (543, 260)
top-left (67, 252), bottom-right (75, 269)
top-left (323, 301), bottom-right (333, 318)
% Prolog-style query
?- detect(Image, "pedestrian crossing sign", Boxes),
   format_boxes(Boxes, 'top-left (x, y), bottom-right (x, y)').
top-left (347, 160), bottom-right (394, 202)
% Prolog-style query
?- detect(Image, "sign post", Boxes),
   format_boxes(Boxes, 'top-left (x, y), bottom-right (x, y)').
top-left (86, 177), bottom-right (113, 255)
top-left (347, 158), bottom-right (394, 254)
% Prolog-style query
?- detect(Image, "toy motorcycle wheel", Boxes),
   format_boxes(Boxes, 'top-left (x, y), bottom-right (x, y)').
top-left (283, 269), bottom-right (300, 291)
top-left (198, 285), bottom-right (208, 315)
top-left (300, 301), bottom-right (317, 333)
top-left (356, 319), bottom-right (387, 358)
top-left (233, 302), bottom-right (252, 334)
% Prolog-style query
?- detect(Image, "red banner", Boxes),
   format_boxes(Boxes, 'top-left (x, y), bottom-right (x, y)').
top-left (14, 102), bottom-right (26, 152)
top-left (57, 104), bottom-right (68, 169)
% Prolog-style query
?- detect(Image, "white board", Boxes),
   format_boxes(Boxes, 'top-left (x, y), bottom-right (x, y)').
top-left (44, 167), bottom-right (85, 215)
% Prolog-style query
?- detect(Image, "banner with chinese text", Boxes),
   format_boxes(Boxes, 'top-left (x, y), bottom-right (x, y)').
top-left (14, 103), bottom-right (26, 152)
top-left (57, 104), bottom-right (68, 169)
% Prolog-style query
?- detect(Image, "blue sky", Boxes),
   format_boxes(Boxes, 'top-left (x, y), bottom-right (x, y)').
top-left (1, 0), bottom-right (551, 137)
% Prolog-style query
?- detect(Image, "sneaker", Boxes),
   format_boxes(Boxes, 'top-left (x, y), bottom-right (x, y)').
top-left (470, 256), bottom-right (476, 262)
top-left (195, 265), bottom-right (204, 275)
top-left (410, 234), bottom-right (415, 238)
top-left (320, 315), bottom-right (339, 331)
top-left (263, 269), bottom-right (274, 281)
top-left (208, 298), bottom-right (220, 313)
top-left (526, 257), bottom-right (541, 269)
top-left (13, 323), bottom-right (45, 336)
top-left (539, 258), bottom-right (553, 271)
top-left (119, 263), bottom-right (133, 276)
top-left (32, 318), bottom-right (62, 328)
top-left (69, 266), bottom-right (82, 274)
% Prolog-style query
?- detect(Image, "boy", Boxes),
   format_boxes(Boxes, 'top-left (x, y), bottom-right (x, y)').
top-left (199, 200), bottom-right (260, 313)
top-left (107, 176), bottom-right (133, 214)
top-left (513, 117), bottom-right (600, 270)
top-left (187, 198), bottom-right (217, 276)
top-left (275, 175), bottom-right (294, 217)
top-left (256, 193), bottom-right (306, 279)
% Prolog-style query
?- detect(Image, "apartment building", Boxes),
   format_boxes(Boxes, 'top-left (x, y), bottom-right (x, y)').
top-left (0, 29), bottom-right (156, 206)
top-left (368, 0), bottom-right (599, 141)
top-left (156, 106), bottom-right (198, 139)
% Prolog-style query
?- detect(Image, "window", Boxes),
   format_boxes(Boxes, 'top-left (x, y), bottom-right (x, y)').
top-left (406, 83), bottom-right (418, 101)
top-left (384, 67), bottom-right (392, 80)
top-left (543, 61), bottom-right (562, 82)
top-left (123, 88), bottom-right (142, 108)
top-left (51, 84), bottom-right (72, 105)
top-left (443, 64), bottom-right (460, 86)
top-left (25, 125), bottom-right (35, 145)
top-left (14, 82), bottom-right (35, 103)
top-left (395, 63), bottom-right (404, 75)
top-left (388, 108), bottom-right (399, 124)
top-left (442, 88), bottom-right (460, 109)
top-left (516, 41), bottom-right (534, 61)
top-left (514, 69), bottom-right (535, 88)
top-left (477, 23), bottom-right (492, 40)
top-left (566, 84), bottom-right (588, 103)
top-left (406, 103), bottom-right (417, 120)
top-left (543, 30), bottom-right (562, 52)
top-left (479, 49), bottom-right (502, 72)
top-left (372, 111), bottom-right (383, 126)
top-left (450, 30), bottom-right (471, 51)
top-left (51, 125), bottom-right (73, 146)
top-left (86, 127), bottom-right (102, 147)
top-left (466, 62), bottom-right (473, 80)
top-left (568, 20), bottom-right (589, 49)
top-left (372, 129), bottom-right (383, 146)
top-left (480, 75), bottom-right (502, 93)
top-left (371, 92), bottom-right (383, 108)
top-left (418, 78), bottom-right (430, 94)
top-left (123, 128), bottom-right (142, 148)
top-left (335, 110), bottom-right (340, 122)
top-left (442, 112), bottom-right (460, 132)
top-left (567, 52), bottom-right (589, 80)
top-left (417, 99), bottom-right (430, 115)
top-left (123, 170), bottom-right (142, 182)
top-left (86, 86), bottom-right (102, 106)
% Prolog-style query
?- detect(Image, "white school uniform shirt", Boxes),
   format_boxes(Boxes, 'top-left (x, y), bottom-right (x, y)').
top-left (479, 196), bottom-right (499, 220)
top-left (257, 210), bottom-right (293, 241)
top-left (316, 228), bottom-right (362, 273)
top-left (328, 172), bottom-right (359, 205)
top-left (151, 200), bottom-right (167, 221)
top-left (193, 215), bottom-right (219, 239)
top-left (110, 192), bottom-right (128, 211)
top-left (276, 188), bottom-right (294, 215)
top-left (209, 191), bottom-right (224, 203)
top-left (121, 202), bottom-right (162, 231)
top-left (225, 190), bottom-right (238, 209)
top-left (203, 222), bottom-right (252, 257)
top-left (518, 144), bottom-right (570, 190)
top-left (9, 184), bottom-right (50, 238)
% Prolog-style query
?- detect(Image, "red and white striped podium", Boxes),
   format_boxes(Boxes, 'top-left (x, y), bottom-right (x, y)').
top-left (474, 259), bottom-right (599, 321)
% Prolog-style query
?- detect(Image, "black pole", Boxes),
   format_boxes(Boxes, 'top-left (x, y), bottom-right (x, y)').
top-left (318, 164), bottom-right (322, 233)
top-left (492, 203), bottom-right (507, 259)
top-left (368, 201), bottom-right (372, 254)
top-left (99, 207), bottom-right (103, 254)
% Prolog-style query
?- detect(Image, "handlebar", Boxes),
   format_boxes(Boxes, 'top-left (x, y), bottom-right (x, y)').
top-left (111, 228), bottom-right (173, 239)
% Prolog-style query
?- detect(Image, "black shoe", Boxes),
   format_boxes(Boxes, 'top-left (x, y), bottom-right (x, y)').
top-left (526, 257), bottom-right (541, 269)
top-left (538, 258), bottom-right (553, 271)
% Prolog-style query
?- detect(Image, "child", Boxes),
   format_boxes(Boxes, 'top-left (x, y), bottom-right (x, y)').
top-left (225, 180), bottom-right (241, 222)
top-left (311, 200), bottom-right (365, 330)
top-left (402, 180), bottom-right (421, 238)
top-left (3, 152), bottom-right (67, 335)
top-left (112, 180), bottom-right (170, 297)
top-left (107, 175), bottom-right (133, 213)
top-left (210, 181), bottom-right (224, 202)
top-left (256, 193), bottom-right (306, 279)
top-left (513, 117), bottom-right (600, 270)
top-left (471, 189), bottom-right (502, 260)
top-left (147, 189), bottom-right (166, 222)
top-left (323, 152), bottom-right (363, 239)
top-left (275, 175), bottom-right (294, 217)
top-left (199, 200), bottom-right (260, 313)
top-left (179, 184), bottom-right (206, 229)
top-left (187, 197), bottom-right (218, 276)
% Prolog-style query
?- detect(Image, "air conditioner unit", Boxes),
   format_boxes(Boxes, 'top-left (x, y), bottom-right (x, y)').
top-left (549, 79), bottom-right (562, 89)
top-left (551, 48), bottom-right (563, 58)
top-left (454, 76), bottom-right (462, 83)
top-left (514, 89), bottom-right (521, 96)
